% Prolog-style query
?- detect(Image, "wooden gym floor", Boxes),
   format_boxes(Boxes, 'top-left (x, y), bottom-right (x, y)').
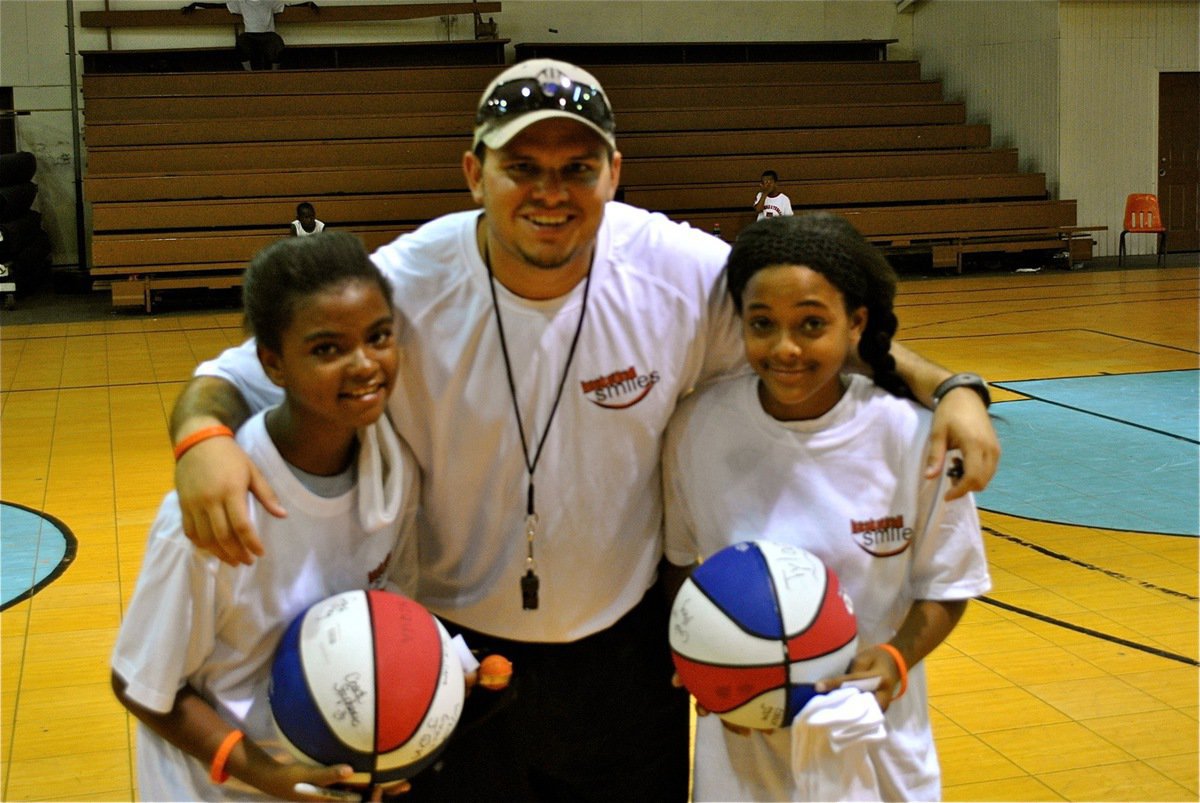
top-left (1, 262), bottom-right (1197, 801)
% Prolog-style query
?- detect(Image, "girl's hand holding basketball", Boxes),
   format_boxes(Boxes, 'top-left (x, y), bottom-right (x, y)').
top-left (231, 737), bottom-right (358, 800)
top-left (815, 645), bottom-right (903, 712)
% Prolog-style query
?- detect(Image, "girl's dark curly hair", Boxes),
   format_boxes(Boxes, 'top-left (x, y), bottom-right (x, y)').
top-left (243, 231), bottom-right (393, 353)
top-left (724, 212), bottom-right (912, 400)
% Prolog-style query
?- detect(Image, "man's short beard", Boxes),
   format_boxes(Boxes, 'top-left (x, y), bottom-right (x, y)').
top-left (517, 245), bottom-right (579, 271)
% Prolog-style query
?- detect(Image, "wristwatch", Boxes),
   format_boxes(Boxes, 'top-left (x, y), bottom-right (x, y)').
top-left (931, 373), bottom-right (991, 408)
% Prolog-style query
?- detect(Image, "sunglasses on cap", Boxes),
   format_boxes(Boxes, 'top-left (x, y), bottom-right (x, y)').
top-left (475, 77), bottom-right (616, 135)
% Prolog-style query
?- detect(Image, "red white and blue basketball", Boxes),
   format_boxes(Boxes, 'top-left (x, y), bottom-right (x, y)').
top-left (669, 541), bottom-right (858, 730)
top-left (269, 589), bottom-right (465, 784)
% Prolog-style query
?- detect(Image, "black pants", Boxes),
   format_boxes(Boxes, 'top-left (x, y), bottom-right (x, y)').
top-left (236, 31), bottom-right (284, 68)
top-left (408, 585), bottom-right (690, 802)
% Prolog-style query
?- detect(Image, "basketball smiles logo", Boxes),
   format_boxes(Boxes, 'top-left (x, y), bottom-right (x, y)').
top-left (850, 514), bottom-right (914, 557)
top-left (580, 365), bottom-right (660, 409)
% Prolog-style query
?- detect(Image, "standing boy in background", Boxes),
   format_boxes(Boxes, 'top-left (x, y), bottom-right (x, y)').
top-left (754, 169), bottom-right (794, 219)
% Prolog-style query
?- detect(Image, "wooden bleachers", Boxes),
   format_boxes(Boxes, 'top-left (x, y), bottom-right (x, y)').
top-left (85, 101), bottom-right (966, 148)
top-left (82, 47), bottom-right (1095, 309)
top-left (513, 40), bottom-right (898, 64)
top-left (88, 125), bottom-right (994, 175)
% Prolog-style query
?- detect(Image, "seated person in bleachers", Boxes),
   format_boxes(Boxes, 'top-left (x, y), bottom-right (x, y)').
top-left (183, 1), bottom-right (317, 71)
top-left (290, 202), bottom-right (325, 237)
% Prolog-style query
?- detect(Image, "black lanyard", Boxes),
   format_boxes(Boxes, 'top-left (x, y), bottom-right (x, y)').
top-left (484, 247), bottom-right (593, 610)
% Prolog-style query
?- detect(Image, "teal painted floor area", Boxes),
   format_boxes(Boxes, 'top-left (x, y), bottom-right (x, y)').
top-left (1, 502), bottom-right (76, 609)
top-left (993, 369), bottom-right (1199, 441)
top-left (982, 370), bottom-right (1199, 536)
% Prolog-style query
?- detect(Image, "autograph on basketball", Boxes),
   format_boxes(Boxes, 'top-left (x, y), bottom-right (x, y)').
top-left (332, 672), bottom-right (367, 726)
top-left (774, 544), bottom-right (822, 590)
top-left (671, 599), bottom-right (695, 644)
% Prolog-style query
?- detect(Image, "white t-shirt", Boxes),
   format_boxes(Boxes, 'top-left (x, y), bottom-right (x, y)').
top-left (197, 201), bottom-right (745, 642)
top-left (226, 0), bottom-right (283, 33)
top-left (111, 411), bottom-right (419, 802)
top-left (755, 190), bottom-right (794, 220)
top-left (664, 373), bottom-right (990, 802)
top-left (291, 219), bottom-right (325, 236)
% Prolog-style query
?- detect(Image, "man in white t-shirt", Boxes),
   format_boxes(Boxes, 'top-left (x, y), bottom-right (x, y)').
top-left (166, 59), bottom-right (999, 801)
top-left (753, 169), bottom-right (794, 219)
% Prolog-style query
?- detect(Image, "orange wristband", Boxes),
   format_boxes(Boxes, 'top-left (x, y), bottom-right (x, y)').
top-left (174, 425), bottom-right (234, 462)
top-left (877, 643), bottom-right (909, 700)
top-left (209, 728), bottom-right (244, 785)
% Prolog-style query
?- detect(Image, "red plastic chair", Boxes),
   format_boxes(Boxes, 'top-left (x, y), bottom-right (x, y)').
top-left (1118, 193), bottom-right (1167, 266)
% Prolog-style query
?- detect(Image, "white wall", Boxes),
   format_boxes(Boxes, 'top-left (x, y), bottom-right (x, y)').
top-left (1058, 0), bottom-right (1199, 257)
top-left (908, 1), bottom-right (1061, 189)
top-left (911, 0), bottom-right (1199, 257)
top-left (497, 0), bottom-right (905, 55)
top-left (63, 0), bottom-right (907, 50)
top-left (2, 0), bottom-right (81, 268)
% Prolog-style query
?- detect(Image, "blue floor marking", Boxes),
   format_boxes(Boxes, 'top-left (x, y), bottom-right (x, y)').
top-left (994, 370), bottom-right (1198, 442)
top-left (981, 371), bottom-right (1199, 536)
top-left (1, 502), bottom-right (77, 610)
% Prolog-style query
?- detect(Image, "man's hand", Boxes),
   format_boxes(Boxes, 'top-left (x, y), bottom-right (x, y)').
top-left (170, 375), bottom-right (279, 564)
top-left (888, 341), bottom-right (1000, 499)
top-left (175, 434), bottom-right (283, 565)
top-left (924, 387), bottom-right (999, 500)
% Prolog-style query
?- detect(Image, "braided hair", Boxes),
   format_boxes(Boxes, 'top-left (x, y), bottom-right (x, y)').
top-left (724, 212), bottom-right (913, 400)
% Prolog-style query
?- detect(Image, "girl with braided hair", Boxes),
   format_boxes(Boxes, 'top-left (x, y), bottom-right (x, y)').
top-left (663, 212), bottom-right (990, 801)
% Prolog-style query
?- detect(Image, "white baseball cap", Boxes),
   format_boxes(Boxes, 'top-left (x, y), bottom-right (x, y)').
top-left (472, 58), bottom-right (616, 151)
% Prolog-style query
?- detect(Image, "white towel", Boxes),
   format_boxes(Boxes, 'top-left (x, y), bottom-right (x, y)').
top-left (450, 634), bottom-right (480, 676)
top-left (792, 687), bottom-right (887, 801)
top-left (356, 415), bottom-right (405, 533)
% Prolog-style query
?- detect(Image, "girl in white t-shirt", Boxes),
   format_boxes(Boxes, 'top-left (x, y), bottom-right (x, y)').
top-left (664, 213), bottom-right (990, 801)
top-left (111, 232), bottom-right (420, 802)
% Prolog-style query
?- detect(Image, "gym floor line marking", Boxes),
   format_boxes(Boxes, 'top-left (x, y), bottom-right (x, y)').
top-left (1, 501), bottom-right (78, 611)
top-left (2, 379), bottom-right (189, 394)
top-left (900, 276), bottom-right (1197, 299)
top-left (900, 289), bottom-right (1200, 313)
top-left (991, 391), bottom-right (1199, 445)
top-left (990, 366), bottom-right (1197, 384)
top-left (2, 324), bottom-right (240, 343)
top-left (1076, 330), bottom-right (1200, 357)
top-left (977, 596), bottom-right (1198, 668)
top-left (902, 293), bottom-right (1200, 332)
top-left (977, 508), bottom-right (1194, 539)
top-left (983, 526), bottom-right (1197, 601)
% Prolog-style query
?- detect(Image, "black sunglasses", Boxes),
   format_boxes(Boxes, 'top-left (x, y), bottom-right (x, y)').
top-left (475, 77), bottom-right (615, 134)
